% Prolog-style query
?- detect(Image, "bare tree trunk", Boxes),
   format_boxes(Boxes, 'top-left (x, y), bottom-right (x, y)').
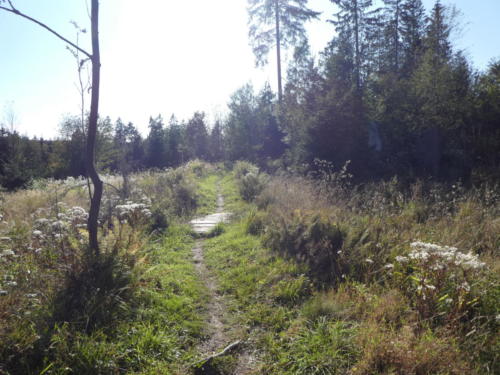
top-left (275, 0), bottom-right (283, 103)
top-left (87, 0), bottom-right (102, 256)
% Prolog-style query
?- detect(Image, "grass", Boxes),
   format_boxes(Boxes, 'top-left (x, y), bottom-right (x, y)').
top-left (0, 162), bottom-right (219, 374)
top-left (201, 164), bottom-right (499, 374)
top-left (1, 162), bottom-right (498, 374)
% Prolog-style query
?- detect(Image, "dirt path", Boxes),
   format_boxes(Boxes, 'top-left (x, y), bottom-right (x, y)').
top-left (190, 190), bottom-right (249, 374)
top-left (191, 239), bottom-right (229, 359)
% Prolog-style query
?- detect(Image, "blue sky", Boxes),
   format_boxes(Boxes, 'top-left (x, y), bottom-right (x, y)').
top-left (0, 0), bottom-right (499, 138)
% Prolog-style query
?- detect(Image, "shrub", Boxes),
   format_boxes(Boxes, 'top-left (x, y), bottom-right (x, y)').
top-left (389, 241), bottom-right (487, 323)
top-left (244, 209), bottom-right (267, 235)
top-left (233, 160), bottom-right (258, 179)
top-left (264, 210), bottom-right (345, 284)
top-left (238, 171), bottom-right (268, 202)
top-left (51, 251), bottom-right (136, 333)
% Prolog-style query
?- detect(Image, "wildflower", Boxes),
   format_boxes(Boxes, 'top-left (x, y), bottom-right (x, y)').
top-left (5, 281), bottom-right (17, 287)
top-left (445, 298), bottom-right (453, 304)
top-left (57, 213), bottom-right (68, 220)
top-left (384, 263), bottom-right (394, 269)
top-left (395, 255), bottom-right (408, 263)
top-left (32, 230), bottom-right (43, 237)
top-left (51, 220), bottom-right (66, 230)
top-left (425, 284), bottom-right (436, 290)
top-left (458, 282), bottom-right (470, 292)
top-left (34, 248), bottom-right (42, 254)
top-left (365, 258), bottom-right (374, 264)
top-left (1, 249), bottom-right (15, 256)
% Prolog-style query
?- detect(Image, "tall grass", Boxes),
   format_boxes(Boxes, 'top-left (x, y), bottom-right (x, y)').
top-left (0, 161), bottom-right (216, 374)
top-left (230, 161), bottom-right (499, 374)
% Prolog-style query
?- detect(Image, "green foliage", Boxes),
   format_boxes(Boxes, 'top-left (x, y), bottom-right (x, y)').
top-left (51, 251), bottom-right (135, 333)
top-left (264, 210), bottom-right (345, 284)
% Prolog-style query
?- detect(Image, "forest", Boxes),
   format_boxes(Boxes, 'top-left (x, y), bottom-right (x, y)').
top-left (0, 0), bottom-right (499, 374)
top-left (1, 0), bottom-right (499, 190)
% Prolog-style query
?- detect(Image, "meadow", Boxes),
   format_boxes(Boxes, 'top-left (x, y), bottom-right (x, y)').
top-left (0, 160), bottom-right (498, 374)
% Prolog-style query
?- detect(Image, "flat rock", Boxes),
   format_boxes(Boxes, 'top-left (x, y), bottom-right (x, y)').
top-left (190, 212), bottom-right (231, 234)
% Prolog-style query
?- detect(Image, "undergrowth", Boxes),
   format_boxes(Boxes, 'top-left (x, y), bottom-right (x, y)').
top-left (0, 161), bottom-right (217, 374)
top-left (202, 162), bottom-right (499, 374)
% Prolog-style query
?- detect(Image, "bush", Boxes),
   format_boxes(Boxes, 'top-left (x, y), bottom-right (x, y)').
top-left (233, 160), bottom-right (259, 179)
top-left (245, 209), bottom-right (267, 235)
top-left (264, 210), bottom-right (345, 285)
top-left (51, 251), bottom-right (136, 333)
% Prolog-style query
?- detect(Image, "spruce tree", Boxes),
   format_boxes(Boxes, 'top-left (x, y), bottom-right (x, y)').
top-left (248, 0), bottom-right (320, 102)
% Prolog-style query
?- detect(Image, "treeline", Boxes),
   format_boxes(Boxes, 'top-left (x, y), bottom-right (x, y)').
top-left (1, 0), bottom-right (499, 190)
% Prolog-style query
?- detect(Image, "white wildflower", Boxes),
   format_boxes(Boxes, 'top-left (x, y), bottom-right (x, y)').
top-left (384, 263), bottom-right (394, 269)
top-left (1, 249), bottom-right (15, 256)
top-left (5, 281), bottom-right (17, 287)
top-left (395, 255), bottom-right (408, 263)
top-left (57, 213), bottom-right (68, 220)
top-left (35, 218), bottom-right (50, 226)
top-left (445, 298), bottom-right (453, 304)
top-left (458, 281), bottom-right (471, 292)
top-left (365, 258), bottom-right (374, 264)
top-left (51, 220), bottom-right (66, 230)
top-left (32, 230), bottom-right (43, 238)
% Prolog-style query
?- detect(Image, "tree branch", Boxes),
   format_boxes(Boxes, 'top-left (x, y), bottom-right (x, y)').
top-left (0, 4), bottom-right (92, 59)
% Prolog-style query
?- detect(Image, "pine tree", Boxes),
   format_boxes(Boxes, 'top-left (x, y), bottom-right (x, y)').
top-left (146, 115), bottom-right (167, 169)
top-left (248, 0), bottom-right (320, 102)
top-left (400, 0), bottom-right (425, 75)
top-left (330, 0), bottom-right (380, 93)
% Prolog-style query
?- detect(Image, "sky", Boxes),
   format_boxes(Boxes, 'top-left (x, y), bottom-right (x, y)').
top-left (0, 0), bottom-right (499, 139)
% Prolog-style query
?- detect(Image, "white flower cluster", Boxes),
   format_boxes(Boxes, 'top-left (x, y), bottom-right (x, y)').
top-left (33, 206), bottom-right (90, 242)
top-left (406, 241), bottom-right (486, 270)
top-left (115, 200), bottom-right (152, 225)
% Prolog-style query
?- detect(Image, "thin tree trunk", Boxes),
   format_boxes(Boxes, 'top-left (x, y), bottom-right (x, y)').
top-left (86, 0), bottom-right (103, 256)
top-left (0, 1), bottom-right (101, 254)
top-left (275, 0), bottom-right (283, 103)
top-left (354, 0), bottom-right (361, 93)
top-left (395, 0), bottom-right (400, 70)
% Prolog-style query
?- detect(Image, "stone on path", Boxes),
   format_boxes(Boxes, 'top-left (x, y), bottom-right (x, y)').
top-left (190, 212), bottom-right (231, 234)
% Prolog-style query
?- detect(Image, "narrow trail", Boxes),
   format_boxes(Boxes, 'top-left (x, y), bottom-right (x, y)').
top-left (190, 186), bottom-right (255, 374)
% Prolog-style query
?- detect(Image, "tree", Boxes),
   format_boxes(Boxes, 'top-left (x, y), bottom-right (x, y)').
top-left (400, 0), bottom-right (425, 75)
top-left (184, 112), bottom-right (209, 161)
top-left (330, 0), bottom-right (380, 94)
top-left (166, 114), bottom-right (183, 166)
top-left (248, 0), bottom-right (320, 102)
top-left (0, 0), bottom-right (103, 254)
top-left (209, 120), bottom-right (225, 162)
top-left (145, 115), bottom-right (167, 169)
